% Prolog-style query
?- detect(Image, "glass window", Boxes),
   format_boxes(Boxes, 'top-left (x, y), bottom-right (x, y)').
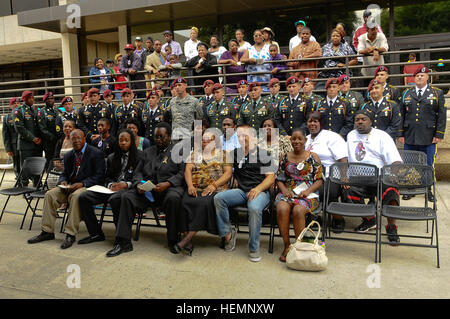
top-left (12, 0), bottom-right (50, 14)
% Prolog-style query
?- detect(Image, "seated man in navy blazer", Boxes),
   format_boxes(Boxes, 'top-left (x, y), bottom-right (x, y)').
top-left (28, 129), bottom-right (105, 249)
top-left (106, 122), bottom-right (186, 257)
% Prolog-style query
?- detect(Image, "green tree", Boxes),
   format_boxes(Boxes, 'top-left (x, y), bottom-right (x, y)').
top-left (381, 1), bottom-right (450, 36)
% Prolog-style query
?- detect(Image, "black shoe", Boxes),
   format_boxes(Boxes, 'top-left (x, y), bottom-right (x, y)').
top-left (354, 217), bottom-right (377, 232)
top-left (106, 242), bottom-right (133, 257)
top-left (77, 234), bottom-right (105, 245)
top-left (386, 224), bottom-right (400, 245)
top-left (28, 231), bottom-right (55, 244)
top-left (331, 218), bottom-right (345, 234)
top-left (220, 237), bottom-right (226, 249)
top-left (61, 234), bottom-right (76, 249)
top-left (427, 192), bottom-right (435, 202)
top-left (402, 194), bottom-right (415, 200)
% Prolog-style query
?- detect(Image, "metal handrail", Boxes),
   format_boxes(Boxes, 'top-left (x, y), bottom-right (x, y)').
top-left (0, 46), bottom-right (449, 110)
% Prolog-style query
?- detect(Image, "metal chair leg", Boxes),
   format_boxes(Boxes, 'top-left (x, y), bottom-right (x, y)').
top-left (20, 197), bottom-right (33, 230)
top-left (29, 198), bottom-right (41, 231)
top-left (134, 213), bottom-right (142, 241)
top-left (0, 195), bottom-right (11, 223)
top-left (99, 203), bottom-right (107, 228)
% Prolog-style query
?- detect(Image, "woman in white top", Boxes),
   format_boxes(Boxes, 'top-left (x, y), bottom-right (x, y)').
top-left (47, 119), bottom-right (75, 189)
top-left (184, 27), bottom-right (200, 61)
top-left (241, 29), bottom-right (272, 92)
top-left (209, 35), bottom-right (227, 60)
top-left (262, 27), bottom-right (280, 53)
top-left (235, 29), bottom-right (251, 52)
top-left (305, 111), bottom-right (348, 232)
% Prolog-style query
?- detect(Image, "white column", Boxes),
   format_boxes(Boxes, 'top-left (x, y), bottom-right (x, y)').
top-left (61, 32), bottom-right (81, 102)
top-left (118, 25), bottom-right (128, 52)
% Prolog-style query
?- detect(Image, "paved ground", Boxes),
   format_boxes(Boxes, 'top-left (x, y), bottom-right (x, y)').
top-left (0, 172), bottom-right (449, 299)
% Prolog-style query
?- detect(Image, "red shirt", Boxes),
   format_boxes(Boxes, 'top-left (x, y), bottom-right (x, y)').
top-left (403, 63), bottom-right (425, 84)
top-left (112, 66), bottom-right (127, 90)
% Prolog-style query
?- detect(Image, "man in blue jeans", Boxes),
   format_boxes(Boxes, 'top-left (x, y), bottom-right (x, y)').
top-left (214, 124), bottom-right (276, 262)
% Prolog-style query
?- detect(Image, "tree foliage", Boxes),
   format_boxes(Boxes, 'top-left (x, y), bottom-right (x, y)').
top-left (381, 1), bottom-right (450, 36)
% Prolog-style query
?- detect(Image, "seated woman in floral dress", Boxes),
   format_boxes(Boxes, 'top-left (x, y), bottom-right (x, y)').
top-left (275, 128), bottom-right (324, 262)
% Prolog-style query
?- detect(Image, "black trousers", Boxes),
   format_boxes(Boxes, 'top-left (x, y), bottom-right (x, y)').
top-left (78, 189), bottom-right (127, 237)
top-left (319, 180), bottom-right (342, 203)
top-left (109, 187), bottom-right (185, 244)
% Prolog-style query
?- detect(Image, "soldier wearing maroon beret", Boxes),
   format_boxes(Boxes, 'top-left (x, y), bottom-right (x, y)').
top-left (76, 87), bottom-right (114, 142)
top-left (231, 79), bottom-right (251, 112)
top-left (55, 97), bottom-right (76, 138)
top-left (237, 81), bottom-right (274, 129)
top-left (38, 91), bottom-right (59, 165)
top-left (338, 74), bottom-right (364, 111)
top-left (203, 83), bottom-right (237, 128)
top-left (399, 66), bottom-right (446, 202)
top-left (142, 89), bottom-right (164, 145)
top-left (198, 79), bottom-right (215, 116)
top-left (274, 76), bottom-right (312, 136)
top-left (364, 65), bottom-right (402, 104)
top-left (314, 78), bottom-right (354, 139)
top-left (102, 89), bottom-right (119, 113)
top-left (263, 78), bottom-right (287, 110)
top-left (12, 90), bottom-right (42, 186)
top-left (112, 88), bottom-right (143, 136)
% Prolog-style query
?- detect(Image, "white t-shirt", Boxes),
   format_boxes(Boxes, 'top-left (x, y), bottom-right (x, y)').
top-left (306, 130), bottom-right (347, 177)
top-left (184, 39), bottom-right (200, 61)
top-left (347, 128), bottom-right (402, 169)
top-left (289, 34), bottom-right (317, 51)
top-left (238, 41), bottom-right (251, 52)
top-left (209, 46), bottom-right (227, 60)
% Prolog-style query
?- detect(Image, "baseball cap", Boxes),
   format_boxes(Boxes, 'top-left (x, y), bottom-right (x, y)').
top-left (124, 44), bottom-right (135, 50)
top-left (366, 17), bottom-right (377, 29)
top-left (163, 30), bottom-right (173, 36)
top-left (135, 36), bottom-right (143, 41)
top-left (294, 20), bottom-right (306, 27)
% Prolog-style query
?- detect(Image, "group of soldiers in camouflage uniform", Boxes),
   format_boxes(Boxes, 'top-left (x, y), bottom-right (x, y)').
top-left (2, 66), bottom-right (446, 203)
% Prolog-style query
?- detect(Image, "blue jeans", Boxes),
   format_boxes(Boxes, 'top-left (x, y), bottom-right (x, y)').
top-left (214, 188), bottom-right (270, 252)
top-left (404, 143), bottom-right (437, 167)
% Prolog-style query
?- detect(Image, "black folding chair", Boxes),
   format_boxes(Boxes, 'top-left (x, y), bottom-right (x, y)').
top-left (324, 162), bottom-right (380, 263)
top-left (379, 164), bottom-right (439, 267)
top-left (0, 157), bottom-right (14, 188)
top-left (399, 150), bottom-right (431, 232)
top-left (0, 157), bottom-right (46, 227)
top-left (26, 158), bottom-right (64, 230)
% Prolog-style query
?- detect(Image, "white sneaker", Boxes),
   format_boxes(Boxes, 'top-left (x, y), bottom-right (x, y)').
top-left (248, 251), bottom-right (261, 262)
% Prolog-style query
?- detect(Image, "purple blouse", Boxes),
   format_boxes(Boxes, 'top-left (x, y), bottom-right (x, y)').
top-left (220, 50), bottom-right (246, 86)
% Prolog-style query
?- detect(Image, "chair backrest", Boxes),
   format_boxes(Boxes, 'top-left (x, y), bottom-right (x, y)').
top-left (381, 164), bottom-right (434, 189)
top-left (328, 162), bottom-right (379, 187)
top-left (20, 157), bottom-right (47, 184)
top-left (399, 150), bottom-right (427, 165)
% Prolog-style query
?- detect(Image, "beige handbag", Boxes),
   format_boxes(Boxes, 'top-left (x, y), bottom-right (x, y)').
top-left (286, 221), bottom-right (328, 271)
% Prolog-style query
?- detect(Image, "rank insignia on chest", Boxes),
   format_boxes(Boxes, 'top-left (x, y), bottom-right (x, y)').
top-left (162, 156), bottom-right (168, 164)
top-left (221, 107), bottom-right (229, 115)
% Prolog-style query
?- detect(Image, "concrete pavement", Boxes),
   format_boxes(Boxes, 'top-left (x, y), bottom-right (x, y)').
top-left (0, 172), bottom-right (449, 299)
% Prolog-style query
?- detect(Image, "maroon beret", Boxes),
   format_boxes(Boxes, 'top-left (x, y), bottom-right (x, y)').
top-left (102, 89), bottom-right (113, 99)
top-left (368, 79), bottom-right (381, 92)
top-left (61, 96), bottom-right (73, 105)
top-left (413, 66), bottom-right (429, 77)
top-left (174, 77), bottom-right (187, 85)
top-left (87, 88), bottom-right (100, 97)
top-left (286, 76), bottom-right (300, 85)
top-left (212, 83), bottom-right (224, 91)
top-left (268, 78), bottom-right (280, 88)
top-left (81, 91), bottom-right (88, 100)
top-left (146, 89), bottom-right (159, 99)
top-left (203, 79), bottom-right (214, 88)
top-left (325, 78), bottom-right (339, 89)
top-left (9, 97), bottom-right (18, 106)
top-left (248, 81), bottom-right (261, 91)
top-left (21, 90), bottom-right (34, 100)
top-left (374, 65), bottom-right (389, 76)
top-left (42, 91), bottom-right (54, 102)
top-left (236, 79), bottom-right (248, 89)
top-left (338, 74), bottom-right (350, 85)
top-left (121, 88), bottom-right (133, 96)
